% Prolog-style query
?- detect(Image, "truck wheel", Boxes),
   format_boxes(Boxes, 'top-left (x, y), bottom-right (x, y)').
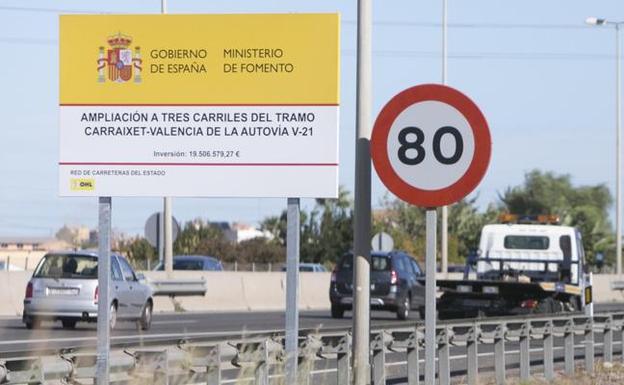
top-left (566, 297), bottom-right (581, 312)
top-left (331, 304), bottom-right (345, 319)
top-left (62, 320), bottom-right (77, 329)
top-left (25, 317), bottom-right (41, 330)
top-left (396, 294), bottom-right (410, 320)
top-left (535, 298), bottom-right (564, 314)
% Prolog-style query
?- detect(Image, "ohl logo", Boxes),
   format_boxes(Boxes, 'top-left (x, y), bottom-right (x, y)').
top-left (70, 178), bottom-right (95, 191)
top-left (97, 32), bottom-right (142, 83)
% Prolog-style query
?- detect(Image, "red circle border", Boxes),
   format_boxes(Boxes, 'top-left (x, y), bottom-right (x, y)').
top-left (371, 84), bottom-right (491, 208)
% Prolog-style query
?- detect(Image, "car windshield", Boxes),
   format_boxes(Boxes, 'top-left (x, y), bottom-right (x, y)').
top-left (173, 260), bottom-right (204, 270)
top-left (34, 254), bottom-right (98, 279)
top-left (504, 235), bottom-right (550, 250)
top-left (340, 255), bottom-right (391, 271)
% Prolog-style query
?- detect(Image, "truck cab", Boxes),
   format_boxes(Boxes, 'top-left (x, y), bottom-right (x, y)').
top-left (476, 221), bottom-right (585, 287)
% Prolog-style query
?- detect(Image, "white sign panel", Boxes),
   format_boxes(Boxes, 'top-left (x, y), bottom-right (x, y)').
top-left (59, 106), bottom-right (338, 197)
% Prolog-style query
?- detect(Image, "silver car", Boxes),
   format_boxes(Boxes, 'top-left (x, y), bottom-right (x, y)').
top-left (23, 251), bottom-right (153, 330)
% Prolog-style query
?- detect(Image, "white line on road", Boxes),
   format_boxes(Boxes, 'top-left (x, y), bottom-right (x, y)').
top-left (0, 328), bottom-right (281, 346)
top-left (151, 320), bottom-right (197, 325)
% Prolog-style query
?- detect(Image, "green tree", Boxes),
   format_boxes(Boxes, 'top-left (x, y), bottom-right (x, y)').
top-left (448, 198), bottom-right (501, 260)
top-left (374, 194), bottom-right (493, 264)
top-left (261, 186), bottom-right (354, 266)
top-left (175, 220), bottom-right (221, 255)
top-left (237, 237), bottom-right (285, 264)
top-left (174, 220), bottom-right (238, 262)
top-left (373, 195), bottom-right (427, 260)
top-left (117, 237), bottom-right (156, 270)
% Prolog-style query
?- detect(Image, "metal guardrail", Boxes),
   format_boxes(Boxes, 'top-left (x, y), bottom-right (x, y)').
top-left (148, 278), bottom-right (207, 297)
top-left (1, 312), bottom-right (623, 385)
top-left (611, 280), bottom-right (624, 290)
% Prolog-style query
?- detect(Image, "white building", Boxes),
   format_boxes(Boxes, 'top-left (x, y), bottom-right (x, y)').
top-left (223, 223), bottom-right (273, 243)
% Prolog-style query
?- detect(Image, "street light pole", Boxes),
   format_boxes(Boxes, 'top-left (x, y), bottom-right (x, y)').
top-left (441, 0), bottom-right (449, 277)
top-left (614, 20), bottom-right (621, 278)
top-left (586, 17), bottom-right (623, 277)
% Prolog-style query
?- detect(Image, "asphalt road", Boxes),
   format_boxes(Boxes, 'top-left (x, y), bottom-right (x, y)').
top-left (1, 303), bottom-right (623, 355)
top-left (0, 309), bottom-right (412, 354)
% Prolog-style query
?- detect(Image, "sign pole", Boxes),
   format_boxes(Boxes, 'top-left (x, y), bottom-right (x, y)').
top-left (95, 196), bottom-right (112, 385)
top-left (164, 197), bottom-right (173, 278)
top-left (425, 209), bottom-right (437, 384)
top-left (285, 197), bottom-right (300, 384)
top-left (160, 0), bottom-right (174, 280)
top-left (354, 0), bottom-right (372, 383)
top-left (157, 212), bottom-right (163, 265)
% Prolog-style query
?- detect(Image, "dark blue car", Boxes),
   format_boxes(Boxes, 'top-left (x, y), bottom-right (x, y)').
top-left (329, 251), bottom-right (425, 320)
top-left (154, 255), bottom-right (223, 271)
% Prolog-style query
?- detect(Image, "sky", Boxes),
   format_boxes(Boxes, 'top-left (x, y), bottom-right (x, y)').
top-left (0, 0), bottom-right (622, 237)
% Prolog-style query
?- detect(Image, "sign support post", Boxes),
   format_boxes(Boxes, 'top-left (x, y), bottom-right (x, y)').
top-left (158, 211), bottom-right (163, 266)
top-left (95, 196), bottom-right (112, 385)
top-left (160, 0), bottom-right (174, 280)
top-left (425, 209), bottom-right (437, 385)
top-left (285, 197), bottom-right (300, 384)
top-left (353, 0), bottom-right (373, 383)
top-left (164, 197), bottom-right (173, 278)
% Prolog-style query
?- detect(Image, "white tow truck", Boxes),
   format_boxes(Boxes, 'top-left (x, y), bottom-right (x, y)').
top-left (436, 214), bottom-right (593, 319)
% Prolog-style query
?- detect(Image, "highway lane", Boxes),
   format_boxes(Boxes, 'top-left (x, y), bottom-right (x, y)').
top-left (1, 303), bottom-right (622, 355)
top-left (0, 309), bottom-right (413, 354)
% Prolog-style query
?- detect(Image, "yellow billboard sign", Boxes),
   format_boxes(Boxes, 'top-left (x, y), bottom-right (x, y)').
top-left (60, 14), bottom-right (339, 105)
top-left (59, 14), bottom-right (340, 198)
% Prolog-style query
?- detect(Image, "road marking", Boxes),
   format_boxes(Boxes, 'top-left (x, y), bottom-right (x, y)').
top-left (0, 328), bottom-right (282, 346)
top-left (152, 320), bottom-right (197, 325)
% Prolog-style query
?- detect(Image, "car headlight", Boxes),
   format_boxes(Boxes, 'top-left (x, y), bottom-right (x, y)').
top-left (457, 285), bottom-right (472, 293)
top-left (483, 286), bottom-right (499, 294)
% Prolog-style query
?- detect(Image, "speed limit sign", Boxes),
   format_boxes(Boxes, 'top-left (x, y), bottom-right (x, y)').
top-left (371, 84), bottom-right (491, 207)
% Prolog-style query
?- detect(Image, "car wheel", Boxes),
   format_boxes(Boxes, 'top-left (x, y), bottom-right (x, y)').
top-left (331, 304), bottom-right (344, 319)
top-left (62, 320), bottom-right (77, 329)
top-left (110, 302), bottom-right (118, 330)
top-left (138, 301), bottom-right (153, 331)
top-left (25, 317), bottom-right (41, 330)
top-left (396, 294), bottom-right (410, 320)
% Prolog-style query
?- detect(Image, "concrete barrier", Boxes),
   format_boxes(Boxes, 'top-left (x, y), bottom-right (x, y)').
top-left (591, 274), bottom-right (624, 303)
top-left (300, 272), bottom-right (331, 310)
top-left (144, 271), bottom-right (251, 312)
top-left (143, 271), bottom-right (331, 313)
top-left (1, 271), bottom-right (622, 317)
top-left (0, 271), bottom-right (30, 317)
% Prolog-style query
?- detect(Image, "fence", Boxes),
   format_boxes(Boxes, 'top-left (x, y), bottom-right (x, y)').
top-left (0, 256), bottom-right (30, 271)
top-left (2, 312), bottom-right (623, 385)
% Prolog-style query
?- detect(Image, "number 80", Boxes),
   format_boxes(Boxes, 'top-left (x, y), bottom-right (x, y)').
top-left (398, 126), bottom-right (464, 166)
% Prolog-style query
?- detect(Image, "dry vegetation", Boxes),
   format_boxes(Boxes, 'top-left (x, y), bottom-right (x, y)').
top-left (479, 362), bottom-right (624, 385)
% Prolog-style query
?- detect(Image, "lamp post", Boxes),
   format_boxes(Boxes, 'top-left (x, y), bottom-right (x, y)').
top-left (586, 17), bottom-right (623, 277)
top-left (441, 0), bottom-right (449, 278)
